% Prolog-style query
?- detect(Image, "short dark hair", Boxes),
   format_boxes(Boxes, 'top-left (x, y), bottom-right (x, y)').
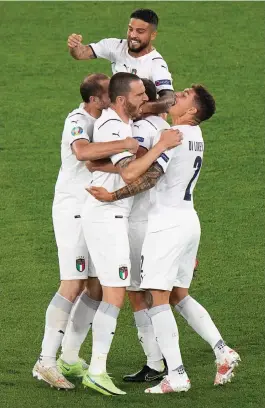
top-left (192, 84), bottom-right (216, 122)
top-left (130, 9), bottom-right (159, 28)
top-left (109, 72), bottom-right (141, 103)
top-left (141, 78), bottom-right (157, 102)
top-left (80, 73), bottom-right (109, 103)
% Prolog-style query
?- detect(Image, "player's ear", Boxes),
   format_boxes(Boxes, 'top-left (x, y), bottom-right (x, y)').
top-left (89, 95), bottom-right (96, 104)
top-left (151, 30), bottom-right (157, 41)
top-left (117, 95), bottom-right (126, 106)
top-left (189, 106), bottom-right (197, 116)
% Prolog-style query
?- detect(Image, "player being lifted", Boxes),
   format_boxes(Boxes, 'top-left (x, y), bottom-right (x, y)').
top-left (67, 8), bottom-right (175, 114)
top-left (32, 73), bottom-right (139, 390)
top-left (89, 85), bottom-right (241, 393)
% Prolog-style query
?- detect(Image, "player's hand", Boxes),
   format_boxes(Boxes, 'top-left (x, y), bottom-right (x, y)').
top-left (85, 161), bottom-right (95, 172)
top-left (159, 129), bottom-right (183, 150)
top-left (125, 137), bottom-right (139, 154)
top-left (86, 186), bottom-right (113, 202)
top-left (68, 34), bottom-right (83, 49)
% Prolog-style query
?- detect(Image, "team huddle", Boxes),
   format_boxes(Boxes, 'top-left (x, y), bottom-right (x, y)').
top-left (33, 9), bottom-right (240, 396)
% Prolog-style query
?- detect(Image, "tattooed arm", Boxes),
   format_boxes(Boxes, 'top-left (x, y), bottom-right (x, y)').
top-left (116, 128), bottom-right (182, 184)
top-left (141, 90), bottom-right (175, 115)
top-left (87, 163), bottom-right (163, 202)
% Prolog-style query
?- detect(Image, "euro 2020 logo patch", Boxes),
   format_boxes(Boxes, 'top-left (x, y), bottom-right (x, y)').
top-left (76, 256), bottom-right (85, 273)
top-left (71, 126), bottom-right (83, 137)
top-left (119, 265), bottom-right (128, 280)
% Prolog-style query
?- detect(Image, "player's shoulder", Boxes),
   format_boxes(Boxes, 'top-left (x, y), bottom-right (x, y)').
top-left (94, 108), bottom-right (122, 131)
top-left (66, 106), bottom-right (94, 125)
top-left (172, 124), bottom-right (202, 138)
top-left (103, 38), bottom-right (127, 50)
top-left (150, 49), bottom-right (168, 65)
top-left (134, 116), bottom-right (169, 131)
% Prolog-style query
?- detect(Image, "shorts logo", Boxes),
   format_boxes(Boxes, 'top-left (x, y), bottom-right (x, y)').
top-left (119, 265), bottom-right (128, 280)
top-left (155, 79), bottom-right (172, 86)
top-left (76, 257), bottom-right (85, 272)
top-left (71, 126), bottom-right (83, 136)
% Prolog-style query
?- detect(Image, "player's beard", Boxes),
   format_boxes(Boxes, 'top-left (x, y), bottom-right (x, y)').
top-left (124, 100), bottom-right (141, 119)
top-left (127, 39), bottom-right (149, 53)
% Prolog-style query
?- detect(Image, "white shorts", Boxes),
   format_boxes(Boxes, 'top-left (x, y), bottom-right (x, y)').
top-left (127, 220), bottom-right (147, 291)
top-left (82, 215), bottom-right (131, 287)
top-left (140, 212), bottom-right (201, 291)
top-left (53, 210), bottom-right (96, 281)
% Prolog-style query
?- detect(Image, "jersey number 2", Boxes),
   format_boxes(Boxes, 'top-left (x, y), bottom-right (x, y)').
top-left (184, 156), bottom-right (202, 201)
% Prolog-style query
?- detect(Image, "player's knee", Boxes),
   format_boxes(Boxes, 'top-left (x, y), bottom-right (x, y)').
top-left (59, 280), bottom-right (84, 302)
top-left (170, 287), bottom-right (189, 305)
top-left (128, 290), bottom-right (147, 311)
top-left (102, 287), bottom-right (126, 309)
top-left (85, 277), bottom-right (102, 301)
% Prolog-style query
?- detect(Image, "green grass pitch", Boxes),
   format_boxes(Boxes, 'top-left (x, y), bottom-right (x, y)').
top-left (0, 1), bottom-right (264, 408)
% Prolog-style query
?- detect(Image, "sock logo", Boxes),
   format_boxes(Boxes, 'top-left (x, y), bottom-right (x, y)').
top-left (119, 265), bottom-right (128, 280)
top-left (76, 256), bottom-right (85, 272)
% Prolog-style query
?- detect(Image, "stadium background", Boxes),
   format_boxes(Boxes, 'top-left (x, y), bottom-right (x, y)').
top-left (0, 1), bottom-right (264, 407)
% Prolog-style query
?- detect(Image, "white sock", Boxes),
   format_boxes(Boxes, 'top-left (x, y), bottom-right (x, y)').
top-left (174, 295), bottom-right (223, 356)
top-left (89, 301), bottom-right (120, 375)
top-left (40, 293), bottom-right (73, 366)
top-left (134, 309), bottom-right (164, 372)
top-left (148, 304), bottom-right (185, 382)
top-left (61, 292), bottom-right (100, 364)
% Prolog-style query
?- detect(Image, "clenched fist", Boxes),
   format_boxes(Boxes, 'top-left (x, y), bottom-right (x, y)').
top-left (68, 33), bottom-right (83, 49)
top-left (159, 128), bottom-right (183, 150)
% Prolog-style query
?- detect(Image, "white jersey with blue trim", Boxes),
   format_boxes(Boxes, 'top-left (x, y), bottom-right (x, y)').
top-left (85, 108), bottom-right (134, 218)
top-left (148, 125), bottom-right (204, 231)
top-left (89, 38), bottom-right (173, 93)
top-left (53, 105), bottom-right (95, 210)
top-left (129, 115), bottom-right (170, 223)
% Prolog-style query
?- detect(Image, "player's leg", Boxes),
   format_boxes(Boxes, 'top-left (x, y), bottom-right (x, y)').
top-left (33, 212), bottom-right (88, 389)
top-left (140, 228), bottom-right (191, 394)
top-left (171, 212), bottom-right (240, 385)
top-left (124, 221), bottom-right (165, 382)
top-left (81, 215), bottom-right (130, 395)
top-left (59, 259), bottom-right (102, 376)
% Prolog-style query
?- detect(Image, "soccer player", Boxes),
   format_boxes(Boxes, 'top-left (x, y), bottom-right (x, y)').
top-left (88, 85), bottom-right (241, 393)
top-left (67, 8), bottom-right (175, 114)
top-left (80, 72), bottom-right (182, 396)
top-left (32, 73), bottom-right (139, 390)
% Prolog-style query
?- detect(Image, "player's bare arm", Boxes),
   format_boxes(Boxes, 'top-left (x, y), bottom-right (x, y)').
top-left (85, 145), bottom-right (147, 174)
top-left (141, 90), bottom-right (175, 115)
top-left (72, 137), bottom-right (138, 161)
top-left (68, 34), bottom-right (95, 60)
top-left (116, 128), bottom-right (182, 184)
top-left (86, 159), bottom-right (118, 174)
top-left (87, 162), bottom-right (163, 202)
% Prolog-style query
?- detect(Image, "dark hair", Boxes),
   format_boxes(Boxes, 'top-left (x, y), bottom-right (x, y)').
top-left (109, 72), bottom-right (141, 103)
top-left (130, 9), bottom-right (159, 28)
top-left (141, 78), bottom-right (157, 102)
top-left (192, 84), bottom-right (216, 122)
top-left (80, 73), bottom-right (109, 103)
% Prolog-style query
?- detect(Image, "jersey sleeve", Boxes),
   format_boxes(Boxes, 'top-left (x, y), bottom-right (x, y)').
top-left (95, 120), bottom-right (133, 165)
top-left (152, 131), bottom-right (174, 173)
top-left (89, 38), bottom-right (122, 61)
top-left (65, 115), bottom-right (92, 147)
top-left (132, 122), bottom-right (153, 151)
top-left (151, 58), bottom-right (174, 93)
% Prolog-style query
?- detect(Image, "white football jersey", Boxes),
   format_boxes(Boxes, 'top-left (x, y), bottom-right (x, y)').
top-left (85, 108), bottom-right (134, 218)
top-left (148, 125), bottom-right (204, 231)
top-left (129, 116), bottom-right (170, 223)
top-left (53, 105), bottom-right (96, 211)
top-left (89, 38), bottom-right (173, 93)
